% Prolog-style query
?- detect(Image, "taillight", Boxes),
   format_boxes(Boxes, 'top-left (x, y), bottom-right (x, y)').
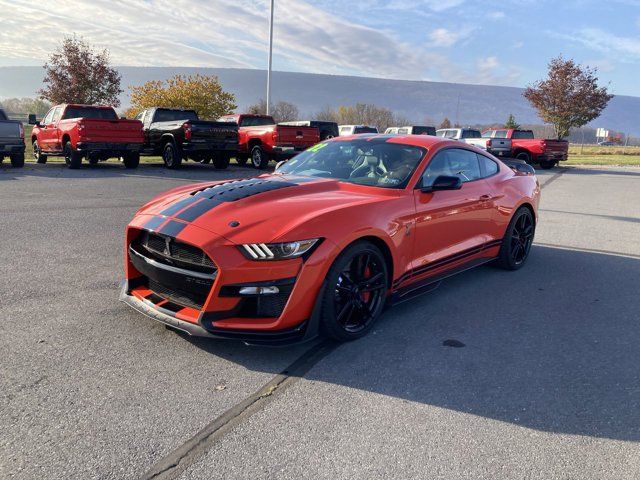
top-left (486, 139), bottom-right (492, 148)
top-left (540, 140), bottom-right (546, 148)
top-left (77, 122), bottom-right (86, 135)
top-left (19, 123), bottom-right (24, 139)
top-left (183, 122), bottom-right (192, 141)
top-left (272, 130), bottom-right (278, 142)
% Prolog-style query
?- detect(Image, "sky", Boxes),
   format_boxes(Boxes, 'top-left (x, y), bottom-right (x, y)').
top-left (1, 0), bottom-right (639, 96)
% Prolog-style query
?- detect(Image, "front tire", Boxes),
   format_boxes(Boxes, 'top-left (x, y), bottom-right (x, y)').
top-left (496, 207), bottom-right (535, 270)
top-left (63, 141), bottom-right (82, 169)
top-left (251, 145), bottom-right (269, 169)
top-left (515, 151), bottom-right (531, 164)
top-left (10, 153), bottom-right (25, 168)
top-left (318, 241), bottom-right (389, 342)
top-left (162, 142), bottom-right (183, 169)
top-left (33, 140), bottom-right (47, 164)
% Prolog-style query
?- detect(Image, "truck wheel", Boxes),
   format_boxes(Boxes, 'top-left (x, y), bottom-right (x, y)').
top-left (123, 152), bottom-right (140, 169)
top-left (10, 153), bottom-right (25, 168)
top-left (162, 142), bottom-right (182, 169)
top-left (63, 141), bottom-right (82, 169)
top-left (213, 154), bottom-right (230, 170)
top-left (200, 157), bottom-right (211, 164)
top-left (515, 151), bottom-right (531, 164)
top-left (235, 155), bottom-right (248, 167)
top-left (539, 160), bottom-right (556, 170)
top-left (251, 145), bottom-right (269, 169)
top-left (33, 140), bottom-right (47, 164)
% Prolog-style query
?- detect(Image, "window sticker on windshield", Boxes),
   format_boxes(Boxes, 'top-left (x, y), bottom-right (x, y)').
top-left (307, 142), bottom-right (328, 153)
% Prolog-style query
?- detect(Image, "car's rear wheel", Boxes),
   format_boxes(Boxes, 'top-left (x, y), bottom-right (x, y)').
top-left (515, 151), bottom-right (531, 164)
top-left (200, 157), bottom-right (211, 164)
top-left (251, 145), bottom-right (269, 169)
top-left (10, 153), bottom-right (25, 168)
top-left (539, 160), bottom-right (556, 169)
top-left (123, 152), bottom-right (140, 169)
top-left (64, 141), bottom-right (82, 169)
top-left (213, 153), bottom-right (230, 169)
top-left (496, 207), bottom-right (535, 270)
top-left (319, 241), bottom-right (389, 341)
top-left (33, 140), bottom-right (47, 164)
top-left (235, 155), bottom-right (248, 167)
top-left (162, 142), bottom-right (182, 169)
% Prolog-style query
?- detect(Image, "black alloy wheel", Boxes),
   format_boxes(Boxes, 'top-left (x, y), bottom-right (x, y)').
top-left (496, 207), bottom-right (535, 270)
top-left (33, 140), bottom-right (47, 164)
top-left (320, 241), bottom-right (389, 341)
top-left (162, 142), bottom-right (182, 169)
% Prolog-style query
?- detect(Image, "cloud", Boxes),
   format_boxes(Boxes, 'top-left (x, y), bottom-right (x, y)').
top-left (428, 27), bottom-right (475, 47)
top-left (564, 28), bottom-right (640, 60)
top-left (0, 0), bottom-right (518, 87)
top-left (487, 11), bottom-right (505, 19)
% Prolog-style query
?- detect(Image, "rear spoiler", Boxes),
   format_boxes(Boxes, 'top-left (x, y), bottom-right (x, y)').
top-left (501, 158), bottom-right (536, 175)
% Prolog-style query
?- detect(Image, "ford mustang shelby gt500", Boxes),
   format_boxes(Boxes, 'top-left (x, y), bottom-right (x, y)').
top-left (121, 135), bottom-right (539, 344)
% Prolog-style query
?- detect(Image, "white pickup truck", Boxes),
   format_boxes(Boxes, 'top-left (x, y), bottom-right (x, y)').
top-left (436, 127), bottom-right (512, 157)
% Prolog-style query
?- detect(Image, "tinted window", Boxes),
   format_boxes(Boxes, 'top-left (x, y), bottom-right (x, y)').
top-left (62, 107), bottom-right (118, 120)
top-left (482, 130), bottom-right (494, 138)
top-left (353, 126), bottom-right (378, 134)
top-left (411, 126), bottom-right (436, 135)
top-left (154, 109), bottom-right (198, 122)
top-left (240, 116), bottom-right (275, 127)
top-left (398, 128), bottom-right (410, 134)
top-left (0, 109), bottom-right (7, 121)
top-left (277, 140), bottom-right (425, 189)
top-left (494, 130), bottom-right (508, 138)
top-left (422, 148), bottom-right (481, 187)
top-left (512, 130), bottom-right (535, 139)
top-left (478, 154), bottom-right (499, 177)
top-left (43, 108), bottom-right (55, 125)
top-left (462, 129), bottom-right (481, 138)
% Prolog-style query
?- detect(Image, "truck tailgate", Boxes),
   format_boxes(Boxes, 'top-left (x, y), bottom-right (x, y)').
top-left (544, 140), bottom-right (569, 153)
top-left (275, 125), bottom-right (319, 146)
top-left (77, 119), bottom-right (143, 143)
top-left (0, 121), bottom-right (21, 140)
top-left (488, 138), bottom-right (511, 151)
top-left (189, 121), bottom-right (238, 142)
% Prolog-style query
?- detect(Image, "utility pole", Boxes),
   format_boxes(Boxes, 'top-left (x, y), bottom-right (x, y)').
top-left (266, 0), bottom-right (274, 115)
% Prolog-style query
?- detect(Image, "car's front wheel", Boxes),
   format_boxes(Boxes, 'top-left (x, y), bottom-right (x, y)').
top-left (496, 207), bottom-right (535, 270)
top-left (319, 241), bottom-right (389, 341)
top-left (33, 140), bottom-right (47, 164)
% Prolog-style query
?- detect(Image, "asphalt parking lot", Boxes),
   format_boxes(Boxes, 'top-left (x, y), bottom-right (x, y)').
top-left (1, 162), bottom-right (639, 479)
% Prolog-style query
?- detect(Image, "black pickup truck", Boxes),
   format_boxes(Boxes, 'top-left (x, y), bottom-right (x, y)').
top-left (0, 108), bottom-right (25, 167)
top-left (135, 108), bottom-right (238, 169)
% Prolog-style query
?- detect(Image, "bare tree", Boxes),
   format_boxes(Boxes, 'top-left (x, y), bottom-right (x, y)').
top-left (247, 99), bottom-right (299, 123)
top-left (523, 56), bottom-right (613, 139)
top-left (439, 117), bottom-right (452, 129)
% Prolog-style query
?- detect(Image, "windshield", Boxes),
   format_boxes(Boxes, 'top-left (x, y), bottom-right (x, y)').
top-left (63, 107), bottom-right (118, 120)
top-left (353, 126), bottom-right (378, 134)
top-left (154, 109), bottom-right (198, 122)
top-left (513, 130), bottom-right (535, 139)
top-left (276, 140), bottom-right (426, 189)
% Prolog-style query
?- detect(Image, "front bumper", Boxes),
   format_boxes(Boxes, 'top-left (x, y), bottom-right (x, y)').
top-left (270, 145), bottom-right (309, 158)
top-left (538, 152), bottom-right (568, 162)
top-left (76, 142), bottom-right (142, 153)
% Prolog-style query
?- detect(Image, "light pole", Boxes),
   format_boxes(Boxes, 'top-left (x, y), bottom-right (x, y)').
top-left (266, 0), bottom-right (274, 115)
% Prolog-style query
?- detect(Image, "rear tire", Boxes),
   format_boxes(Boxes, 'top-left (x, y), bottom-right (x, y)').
top-left (539, 160), bottom-right (556, 170)
top-left (235, 155), bottom-right (248, 167)
top-left (200, 157), bottom-right (211, 164)
top-left (515, 151), bottom-right (531, 164)
top-left (318, 241), bottom-right (389, 342)
top-left (213, 153), bottom-right (230, 169)
top-left (251, 145), bottom-right (269, 169)
top-left (63, 141), bottom-right (82, 169)
top-left (10, 153), bottom-right (25, 168)
top-left (496, 207), bottom-right (535, 270)
top-left (33, 140), bottom-right (47, 164)
top-left (123, 152), bottom-right (140, 169)
top-left (162, 142), bottom-right (182, 169)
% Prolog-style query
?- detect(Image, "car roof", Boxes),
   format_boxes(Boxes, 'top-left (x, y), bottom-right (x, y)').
top-left (329, 133), bottom-right (463, 149)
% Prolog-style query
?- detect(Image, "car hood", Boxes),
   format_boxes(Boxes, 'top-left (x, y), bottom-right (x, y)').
top-left (137, 174), bottom-right (391, 244)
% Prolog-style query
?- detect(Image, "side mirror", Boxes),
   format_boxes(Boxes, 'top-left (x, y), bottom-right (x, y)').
top-left (34, 121), bottom-right (42, 128)
top-left (421, 175), bottom-right (462, 193)
top-left (28, 114), bottom-right (37, 125)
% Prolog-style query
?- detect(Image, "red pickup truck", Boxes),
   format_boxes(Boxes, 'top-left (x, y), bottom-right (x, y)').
top-left (482, 129), bottom-right (568, 169)
top-left (218, 113), bottom-right (319, 169)
top-left (31, 104), bottom-right (143, 169)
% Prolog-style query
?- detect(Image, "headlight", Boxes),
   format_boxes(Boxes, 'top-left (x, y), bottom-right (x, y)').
top-left (239, 239), bottom-right (319, 260)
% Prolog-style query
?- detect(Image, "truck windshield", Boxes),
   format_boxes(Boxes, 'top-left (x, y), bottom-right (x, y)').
top-left (353, 127), bottom-right (378, 134)
top-left (240, 116), bottom-right (275, 127)
top-left (276, 140), bottom-right (425, 189)
top-left (63, 107), bottom-right (118, 120)
top-left (411, 126), bottom-right (436, 135)
top-left (154, 109), bottom-right (199, 122)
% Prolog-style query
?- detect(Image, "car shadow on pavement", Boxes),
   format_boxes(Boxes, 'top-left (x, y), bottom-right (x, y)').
top-left (0, 161), bottom-right (267, 181)
top-left (186, 245), bottom-right (640, 442)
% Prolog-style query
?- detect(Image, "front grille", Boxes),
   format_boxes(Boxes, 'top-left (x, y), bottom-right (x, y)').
top-left (147, 279), bottom-right (207, 310)
top-left (135, 231), bottom-right (216, 274)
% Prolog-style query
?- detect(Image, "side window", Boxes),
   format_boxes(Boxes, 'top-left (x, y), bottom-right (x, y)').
top-left (135, 111), bottom-right (144, 121)
top-left (478, 154), bottom-right (499, 177)
top-left (42, 108), bottom-right (55, 125)
top-left (494, 130), bottom-right (508, 138)
top-left (51, 107), bottom-right (63, 123)
top-left (421, 148), bottom-right (481, 187)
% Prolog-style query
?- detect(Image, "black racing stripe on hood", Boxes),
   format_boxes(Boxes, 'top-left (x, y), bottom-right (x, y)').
top-left (175, 178), bottom-right (298, 222)
top-left (159, 220), bottom-right (187, 236)
top-left (160, 196), bottom-right (200, 216)
top-left (143, 216), bottom-right (165, 231)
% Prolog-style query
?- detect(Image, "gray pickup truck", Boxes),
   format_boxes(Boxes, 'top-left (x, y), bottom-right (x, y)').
top-left (0, 108), bottom-right (25, 167)
top-left (135, 107), bottom-right (238, 169)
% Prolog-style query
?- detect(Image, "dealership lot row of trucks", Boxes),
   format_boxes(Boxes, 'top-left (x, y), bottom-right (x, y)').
top-left (0, 103), bottom-right (568, 170)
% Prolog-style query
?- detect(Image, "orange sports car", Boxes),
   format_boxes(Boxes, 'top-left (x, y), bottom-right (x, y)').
top-left (121, 135), bottom-right (539, 344)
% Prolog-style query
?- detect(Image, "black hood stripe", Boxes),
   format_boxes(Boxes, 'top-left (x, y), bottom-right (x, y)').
top-left (174, 178), bottom-right (299, 223)
top-left (160, 196), bottom-right (200, 216)
top-left (159, 220), bottom-right (187, 237)
top-left (143, 216), bottom-right (165, 231)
